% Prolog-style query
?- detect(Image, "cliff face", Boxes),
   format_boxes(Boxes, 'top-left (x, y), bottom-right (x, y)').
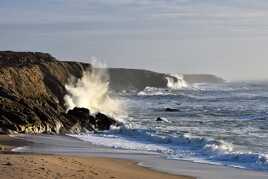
top-left (0, 51), bottom-right (91, 103)
top-left (108, 68), bottom-right (224, 91)
top-left (0, 51), bottom-right (91, 134)
top-left (107, 68), bottom-right (168, 91)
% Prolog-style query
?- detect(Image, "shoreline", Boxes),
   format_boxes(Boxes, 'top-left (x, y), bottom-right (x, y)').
top-left (2, 134), bottom-right (268, 179)
top-left (0, 134), bottom-right (194, 179)
top-left (6, 134), bottom-right (268, 179)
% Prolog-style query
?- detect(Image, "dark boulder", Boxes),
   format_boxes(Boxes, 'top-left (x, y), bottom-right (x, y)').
top-left (66, 107), bottom-right (95, 131)
top-left (66, 107), bottom-right (118, 131)
top-left (95, 112), bottom-right (117, 130)
top-left (67, 107), bottom-right (91, 119)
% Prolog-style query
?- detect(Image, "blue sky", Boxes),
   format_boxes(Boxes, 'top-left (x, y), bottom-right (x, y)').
top-left (1, 0), bottom-right (268, 80)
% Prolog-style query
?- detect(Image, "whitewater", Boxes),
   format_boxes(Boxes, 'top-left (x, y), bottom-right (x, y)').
top-left (70, 75), bottom-right (268, 172)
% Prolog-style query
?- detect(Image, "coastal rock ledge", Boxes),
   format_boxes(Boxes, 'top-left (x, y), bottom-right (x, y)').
top-left (0, 51), bottom-right (119, 134)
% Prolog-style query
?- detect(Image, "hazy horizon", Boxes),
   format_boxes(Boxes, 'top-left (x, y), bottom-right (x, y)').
top-left (1, 0), bottom-right (268, 81)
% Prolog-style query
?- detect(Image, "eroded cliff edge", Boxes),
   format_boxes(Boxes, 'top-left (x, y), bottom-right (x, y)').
top-left (0, 51), bottom-right (93, 134)
top-left (0, 51), bottom-right (224, 134)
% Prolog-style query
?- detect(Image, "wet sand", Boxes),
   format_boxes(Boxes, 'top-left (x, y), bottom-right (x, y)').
top-left (0, 135), bottom-right (194, 179)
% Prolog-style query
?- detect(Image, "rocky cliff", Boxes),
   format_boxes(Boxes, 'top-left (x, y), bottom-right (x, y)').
top-left (107, 68), bottom-right (168, 91)
top-left (0, 51), bottom-right (224, 134)
top-left (108, 68), bottom-right (224, 91)
top-left (0, 51), bottom-right (117, 134)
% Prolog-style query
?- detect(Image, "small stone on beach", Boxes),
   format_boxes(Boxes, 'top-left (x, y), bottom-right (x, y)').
top-left (3, 162), bottom-right (12, 166)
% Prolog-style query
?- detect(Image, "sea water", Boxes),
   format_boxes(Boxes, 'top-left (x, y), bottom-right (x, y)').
top-left (71, 80), bottom-right (268, 172)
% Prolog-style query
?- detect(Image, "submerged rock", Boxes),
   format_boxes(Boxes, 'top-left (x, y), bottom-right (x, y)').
top-left (156, 117), bottom-right (164, 122)
top-left (165, 108), bottom-right (180, 112)
top-left (156, 117), bottom-right (170, 123)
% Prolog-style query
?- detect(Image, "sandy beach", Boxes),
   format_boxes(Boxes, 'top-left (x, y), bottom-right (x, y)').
top-left (5, 134), bottom-right (268, 179)
top-left (2, 134), bottom-right (268, 179)
top-left (0, 135), bottom-right (194, 179)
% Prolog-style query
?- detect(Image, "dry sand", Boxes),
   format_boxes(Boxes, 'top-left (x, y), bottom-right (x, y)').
top-left (0, 135), bottom-right (194, 179)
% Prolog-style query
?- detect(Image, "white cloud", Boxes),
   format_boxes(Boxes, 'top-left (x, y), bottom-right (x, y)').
top-left (2, 0), bottom-right (268, 24)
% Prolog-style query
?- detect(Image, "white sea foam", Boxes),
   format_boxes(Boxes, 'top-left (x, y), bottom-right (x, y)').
top-left (204, 140), bottom-right (234, 153)
top-left (137, 87), bottom-right (175, 96)
top-left (71, 126), bottom-right (268, 171)
top-left (69, 133), bottom-right (171, 153)
top-left (166, 74), bottom-right (188, 89)
top-left (137, 74), bottom-right (189, 96)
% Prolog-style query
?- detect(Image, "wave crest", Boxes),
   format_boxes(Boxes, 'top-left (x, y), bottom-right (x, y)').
top-left (137, 87), bottom-right (175, 96)
top-left (166, 74), bottom-right (188, 89)
top-left (70, 127), bottom-right (268, 171)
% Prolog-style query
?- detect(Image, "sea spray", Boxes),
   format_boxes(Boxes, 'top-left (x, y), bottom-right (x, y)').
top-left (166, 74), bottom-right (188, 89)
top-left (137, 74), bottom-right (189, 96)
top-left (64, 60), bottom-right (125, 118)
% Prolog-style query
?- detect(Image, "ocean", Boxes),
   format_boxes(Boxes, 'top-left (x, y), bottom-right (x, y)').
top-left (71, 80), bottom-right (268, 172)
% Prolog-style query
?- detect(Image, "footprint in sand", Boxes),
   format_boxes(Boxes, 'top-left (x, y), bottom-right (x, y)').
top-left (90, 171), bottom-right (98, 175)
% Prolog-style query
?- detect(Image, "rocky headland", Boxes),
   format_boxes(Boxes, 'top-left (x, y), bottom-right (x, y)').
top-left (0, 51), bottom-right (116, 134)
top-left (0, 51), bottom-right (224, 134)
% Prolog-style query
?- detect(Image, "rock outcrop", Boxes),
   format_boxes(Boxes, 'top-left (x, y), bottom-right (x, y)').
top-left (66, 107), bottom-right (118, 132)
top-left (0, 51), bottom-right (113, 134)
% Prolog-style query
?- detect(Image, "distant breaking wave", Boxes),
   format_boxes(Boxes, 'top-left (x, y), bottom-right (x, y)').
top-left (137, 74), bottom-right (189, 96)
top-left (137, 87), bottom-right (175, 96)
top-left (166, 74), bottom-right (188, 89)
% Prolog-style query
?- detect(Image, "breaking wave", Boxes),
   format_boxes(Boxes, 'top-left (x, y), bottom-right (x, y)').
top-left (71, 126), bottom-right (268, 171)
top-left (166, 74), bottom-right (188, 89)
top-left (137, 87), bottom-right (176, 96)
top-left (137, 74), bottom-right (189, 96)
top-left (64, 59), bottom-right (125, 117)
